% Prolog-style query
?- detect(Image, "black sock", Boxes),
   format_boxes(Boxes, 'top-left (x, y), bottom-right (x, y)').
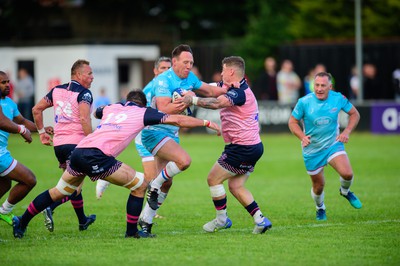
top-left (245, 201), bottom-right (261, 217)
top-left (125, 194), bottom-right (144, 236)
top-left (49, 191), bottom-right (76, 211)
top-left (70, 192), bottom-right (87, 224)
top-left (21, 190), bottom-right (54, 228)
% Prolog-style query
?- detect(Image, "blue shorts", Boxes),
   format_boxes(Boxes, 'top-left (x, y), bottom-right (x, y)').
top-left (54, 144), bottom-right (77, 169)
top-left (218, 142), bottom-right (264, 175)
top-left (135, 132), bottom-right (154, 161)
top-left (67, 148), bottom-right (122, 181)
top-left (0, 151), bottom-right (17, 177)
top-left (303, 141), bottom-right (346, 174)
top-left (141, 129), bottom-right (180, 156)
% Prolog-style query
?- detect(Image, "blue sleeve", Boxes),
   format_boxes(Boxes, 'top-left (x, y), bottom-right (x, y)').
top-left (225, 88), bottom-right (246, 106)
top-left (11, 99), bottom-right (20, 118)
top-left (292, 99), bottom-right (304, 120)
top-left (340, 93), bottom-right (353, 113)
top-left (188, 72), bottom-right (202, 91)
top-left (154, 76), bottom-right (173, 98)
top-left (143, 107), bottom-right (169, 126)
top-left (78, 89), bottom-right (93, 105)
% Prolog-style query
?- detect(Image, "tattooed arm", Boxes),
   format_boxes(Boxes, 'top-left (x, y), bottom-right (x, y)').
top-left (181, 94), bottom-right (232, 110)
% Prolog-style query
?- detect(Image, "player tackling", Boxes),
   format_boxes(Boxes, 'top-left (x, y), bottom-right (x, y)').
top-left (180, 56), bottom-right (272, 234)
top-left (12, 90), bottom-right (220, 239)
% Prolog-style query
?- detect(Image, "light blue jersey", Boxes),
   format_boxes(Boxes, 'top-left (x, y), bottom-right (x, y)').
top-left (149, 68), bottom-right (202, 133)
top-left (0, 97), bottom-right (20, 175)
top-left (143, 79), bottom-right (155, 108)
top-left (141, 68), bottom-right (202, 154)
top-left (292, 91), bottom-right (353, 171)
top-left (0, 97), bottom-right (20, 155)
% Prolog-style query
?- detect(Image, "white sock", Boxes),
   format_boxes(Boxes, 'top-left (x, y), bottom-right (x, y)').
top-left (216, 209), bottom-right (228, 225)
top-left (253, 210), bottom-right (264, 224)
top-left (141, 203), bottom-right (157, 224)
top-left (340, 176), bottom-right (353, 195)
top-left (0, 199), bottom-right (14, 214)
top-left (158, 191), bottom-right (168, 205)
top-left (151, 162), bottom-right (181, 190)
top-left (311, 188), bottom-right (325, 210)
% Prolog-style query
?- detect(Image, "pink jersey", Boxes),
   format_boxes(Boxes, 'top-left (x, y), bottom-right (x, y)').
top-left (78, 102), bottom-right (167, 158)
top-left (45, 81), bottom-right (93, 146)
top-left (220, 81), bottom-right (261, 145)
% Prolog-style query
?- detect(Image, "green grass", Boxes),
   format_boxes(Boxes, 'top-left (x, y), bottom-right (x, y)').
top-left (1, 132), bottom-right (400, 266)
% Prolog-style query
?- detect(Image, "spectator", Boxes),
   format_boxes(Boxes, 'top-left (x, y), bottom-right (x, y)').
top-left (363, 63), bottom-right (380, 100)
top-left (192, 65), bottom-right (202, 80)
top-left (277, 59), bottom-right (301, 105)
top-left (15, 68), bottom-right (34, 120)
top-left (304, 68), bottom-right (315, 95)
top-left (253, 57), bottom-right (278, 101)
top-left (94, 87), bottom-right (111, 109)
top-left (349, 66), bottom-right (359, 101)
top-left (392, 68), bottom-right (400, 102)
top-left (212, 70), bottom-right (222, 84)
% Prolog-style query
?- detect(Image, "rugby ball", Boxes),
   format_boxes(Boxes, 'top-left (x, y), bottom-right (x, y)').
top-left (172, 88), bottom-right (194, 116)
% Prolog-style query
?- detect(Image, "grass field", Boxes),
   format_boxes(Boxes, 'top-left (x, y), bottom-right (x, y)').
top-left (1, 132), bottom-right (399, 266)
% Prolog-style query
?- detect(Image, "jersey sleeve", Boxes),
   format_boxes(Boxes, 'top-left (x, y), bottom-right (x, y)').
top-left (143, 107), bottom-right (169, 126)
top-left (44, 88), bottom-right (54, 105)
top-left (188, 72), bottom-right (203, 91)
top-left (94, 105), bottom-right (106, 119)
top-left (224, 88), bottom-right (246, 106)
top-left (154, 76), bottom-right (173, 98)
top-left (340, 93), bottom-right (353, 113)
top-left (291, 99), bottom-right (304, 120)
top-left (78, 89), bottom-right (93, 105)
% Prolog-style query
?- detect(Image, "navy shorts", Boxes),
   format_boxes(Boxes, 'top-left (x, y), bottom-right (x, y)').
top-left (67, 148), bottom-right (122, 181)
top-left (218, 142), bottom-right (264, 175)
top-left (54, 144), bottom-right (77, 169)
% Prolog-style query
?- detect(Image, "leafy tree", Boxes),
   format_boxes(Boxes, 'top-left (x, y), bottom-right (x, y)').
top-left (233, 0), bottom-right (295, 81)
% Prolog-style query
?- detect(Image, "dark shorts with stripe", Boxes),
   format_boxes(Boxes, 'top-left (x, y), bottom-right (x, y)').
top-left (54, 144), bottom-right (77, 169)
top-left (218, 142), bottom-right (264, 175)
top-left (67, 148), bottom-right (122, 181)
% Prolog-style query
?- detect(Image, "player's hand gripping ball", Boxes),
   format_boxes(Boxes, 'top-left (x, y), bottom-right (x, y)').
top-left (172, 88), bottom-right (194, 116)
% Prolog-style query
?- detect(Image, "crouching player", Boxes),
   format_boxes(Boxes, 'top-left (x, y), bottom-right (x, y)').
top-left (12, 90), bottom-right (220, 239)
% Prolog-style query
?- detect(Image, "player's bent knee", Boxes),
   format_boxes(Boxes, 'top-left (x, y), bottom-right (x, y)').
top-left (55, 178), bottom-right (77, 196)
top-left (124, 172), bottom-right (144, 192)
top-left (25, 175), bottom-right (37, 189)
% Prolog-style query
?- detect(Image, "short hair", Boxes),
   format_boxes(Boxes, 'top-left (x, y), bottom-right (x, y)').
top-left (171, 44), bottom-right (192, 59)
top-left (222, 56), bottom-right (245, 77)
top-left (155, 56), bottom-right (171, 68)
top-left (71, 59), bottom-right (90, 76)
top-left (314, 71), bottom-right (333, 83)
top-left (126, 90), bottom-right (147, 107)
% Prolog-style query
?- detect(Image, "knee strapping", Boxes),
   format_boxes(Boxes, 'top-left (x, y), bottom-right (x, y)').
top-left (209, 184), bottom-right (226, 198)
top-left (124, 172), bottom-right (144, 191)
top-left (56, 179), bottom-right (77, 196)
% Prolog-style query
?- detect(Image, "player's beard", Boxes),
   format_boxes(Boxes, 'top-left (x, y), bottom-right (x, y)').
top-left (0, 88), bottom-right (10, 97)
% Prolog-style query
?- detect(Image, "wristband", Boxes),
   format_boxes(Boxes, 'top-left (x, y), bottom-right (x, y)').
top-left (192, 96), bottom-right (199, 105)
top-left (203, 120), bottom-right (211, 127)
top-left (38, 128), bottom-right (46, 134)
top-left (18, 125), bottom-right (27, 134)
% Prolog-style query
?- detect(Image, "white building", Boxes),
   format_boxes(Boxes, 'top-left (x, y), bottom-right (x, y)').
top-left (0, 44), bottom-right (159, 126)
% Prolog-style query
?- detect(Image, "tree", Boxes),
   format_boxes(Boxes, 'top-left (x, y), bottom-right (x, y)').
top-left (233, 0), bottom-right (295, 81)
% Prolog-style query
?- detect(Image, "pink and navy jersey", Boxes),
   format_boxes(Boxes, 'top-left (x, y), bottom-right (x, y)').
top-left (78, 102), bottom-right (168, 158)
top-left (44, 80), bottom-right (93, 146)
top-left (220, 79), bottom-right (261, 145)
